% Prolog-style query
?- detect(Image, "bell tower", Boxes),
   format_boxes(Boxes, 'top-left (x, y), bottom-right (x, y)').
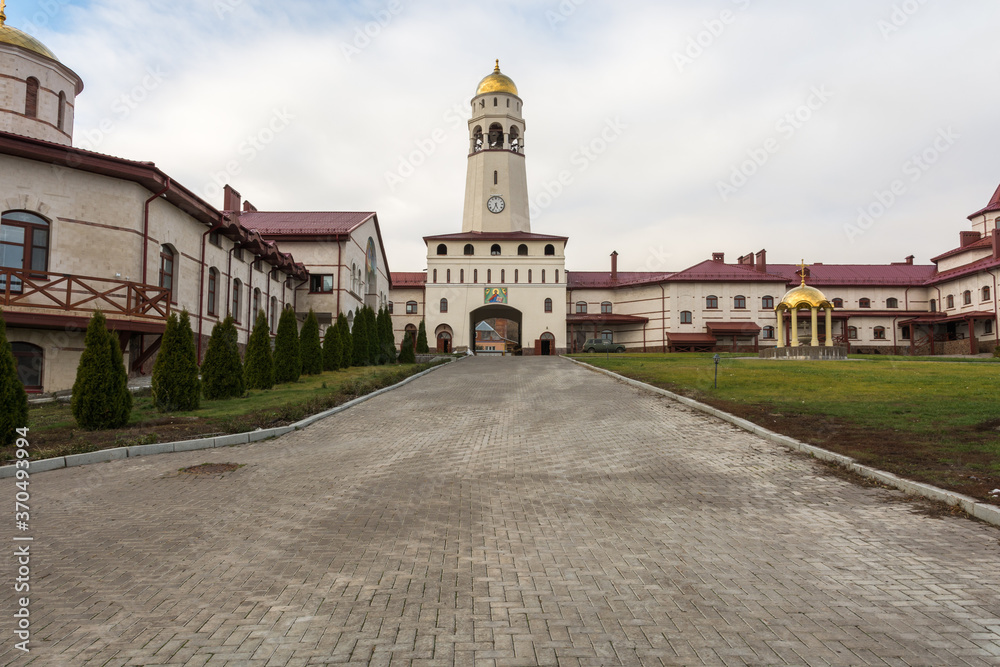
top-left (461, 61), bottom-right (530, 234)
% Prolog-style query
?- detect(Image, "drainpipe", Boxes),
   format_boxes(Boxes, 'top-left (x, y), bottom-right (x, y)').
top-left (197, 218), bottom-right (226, 361)
top-left (267, 267), bottom-right (280, 333)
top-left (659, 284), bottom-right (666, 352)
top-left (141, 178), bottom-right (171, 285)
top-left (336, 240), bottom-right (342, 316)
top-left (246, 258), bottom-right (253, 330)
top-left (988, 269), bottom-right (999, 347)
top-left (225, 243), bottom-right (237, 320)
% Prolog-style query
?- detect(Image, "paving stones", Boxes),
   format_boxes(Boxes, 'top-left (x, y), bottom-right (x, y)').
top-left (2, 357), bottom-right (999, 666)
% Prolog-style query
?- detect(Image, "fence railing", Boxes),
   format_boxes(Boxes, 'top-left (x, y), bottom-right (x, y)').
top-left (0, 269), bottom-right (171, 321)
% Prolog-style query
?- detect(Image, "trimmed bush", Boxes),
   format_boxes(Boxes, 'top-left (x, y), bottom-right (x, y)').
top-left (300, 309), bottom-right (323, 375)
top-left (377, 306), bottom-right (396, 365)
top-left (416, 319), bottom-right (429, 354)
top-left (273, 307), bottom-right (301, 384)
top-left (151, 310), bottom-right (200, 412)
top-left (244, 309), bottom-right (274, 390)
top-left (352, 308), bottom-right (371, 366)
top-left (364, 307), bottom-right (379, 365)
top-left (72, 310), bottom-right (131, 429)
top-left (336, 313), bottom-right (352, 369)
top-left (0, 313), bottom-right (29, 445)
top-left (399, 331), bottom-right (416, 364)
top-left (201, 316), bottom-right (244, 400)
top-left (322, 321), bottom-right (342, 371)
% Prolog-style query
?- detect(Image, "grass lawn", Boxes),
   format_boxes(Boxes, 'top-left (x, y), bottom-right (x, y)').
top-left (12, 361), bottom-right (445, 462)
top-left (571, 352), bottom-right (1000, 504)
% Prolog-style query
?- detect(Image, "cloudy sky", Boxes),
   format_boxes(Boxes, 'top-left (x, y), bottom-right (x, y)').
top-left (8, 0), bottom-right (1000, 274)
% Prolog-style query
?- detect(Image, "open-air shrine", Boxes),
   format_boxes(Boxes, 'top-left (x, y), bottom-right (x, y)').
top-left (761, 261), bottom-right (847, 360)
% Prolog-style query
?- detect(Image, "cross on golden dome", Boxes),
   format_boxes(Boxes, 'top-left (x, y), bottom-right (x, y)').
top-left (1, 0), bottom-right (7, 26)
top-left (798, 259), bottom-right (808, 285)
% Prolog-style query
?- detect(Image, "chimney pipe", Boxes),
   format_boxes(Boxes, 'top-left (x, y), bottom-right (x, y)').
top-left (223, 184), bottom-right (241, 212)
top-left (611, 251), bottom-right (618, 283)
top-left (712, 252), bottom-right (725, 263)
top-left (755, 249), bottom-right (766, 273)
top-left (905, 255), bottom-right (914, 265)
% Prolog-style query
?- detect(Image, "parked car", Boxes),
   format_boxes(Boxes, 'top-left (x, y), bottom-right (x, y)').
top-left (582, 338), bottom-right (625, 353)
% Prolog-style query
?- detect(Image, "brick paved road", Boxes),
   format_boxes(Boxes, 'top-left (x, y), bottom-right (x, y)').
top-left (3, 357), bottom-right (1000, 666)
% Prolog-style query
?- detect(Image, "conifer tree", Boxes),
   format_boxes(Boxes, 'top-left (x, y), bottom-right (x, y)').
top-left (244, 309), bottom-right (274, 390)
top-left (365, 307), bottom-right (380, 365)
top-left (398, 331), bottom-right (416, 364)
top-left (201, 316), bottom-right (244, 400)
top-left (72, 310), bottom-right (131, 429)
top-left (299, 309), bottom-right (323, 375)
top-left (336, 313), bottom-right (352, 369)
top-left (273, 307), bottom-right (301, 383)
top-left (152, 310), bottom-right (200, 412)
top-left (376, 307), bottom-right (395, 364)
top-left (416, 319), bottom-right (429, 354)
top-left (351, 309), bottom-right (370, 366)
top-left (322, 321), bottom-right (342, 371)
top-left (0, 313), bottom-right (29, 445)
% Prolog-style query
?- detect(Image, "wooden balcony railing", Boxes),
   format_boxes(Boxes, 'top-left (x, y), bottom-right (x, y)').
top-left (0, 269), bottom-right (171, 321)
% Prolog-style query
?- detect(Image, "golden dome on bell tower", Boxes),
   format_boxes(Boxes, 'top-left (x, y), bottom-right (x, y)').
top-left (476, 59), bottom-right (518, 96)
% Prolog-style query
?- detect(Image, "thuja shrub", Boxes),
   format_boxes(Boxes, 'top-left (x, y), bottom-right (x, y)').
top-left (72, 310), bottom-right (131, 429)
top-left (151, 310), bottom-right (201, 412)
top-left (273, 307), bottom-right (301, 384)
top-left (300, 309), bottom-right (323, 376)
top-left (323, 321), bottom-right (342, 371)
top-left (416, 320), bottom-right (429, 354)
top-left (0, 313), bottom-right (29, 444)
top-left (201, 316), bottom-right (245, 400)
top-left (244, 309), bottom-right (274, 390)
top-left (399, 331), bottom-right (416, 364)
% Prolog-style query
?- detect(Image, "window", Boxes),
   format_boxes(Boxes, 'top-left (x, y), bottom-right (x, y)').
top-left (447, 269), bottom-right (451, 283)
top-left (406, 300), bottom-right (418, 314)
top-left (555, 269), bottom-right (559, 283)
top-left (233, 247), bottom-right (243, 262)
top-left (1, 211), bottom-right (50, 292)
top-left (440, 298), bottom-right (448, 313)
top-left (11, 343), bottom-right (43, 392)
top-left (517, 244), bottom-right (528, 256)
top-left (576, 301), bottom-right (587, 314)
top-left (859, 298), bottom-right (871, 308)
top-left (706, 295), bottom-right (718, 309)
top-left (437, 244), bottom-right (447, 255)
top-left (464, 244), bottom-right (474, 256)
top-left (57, 91), bottom-right (66, 131)
top-left (762, 325), bottom-right (775, 339)
top-left (901, 325), bottom-right (910, 340)
top-left (209, 231), bottom-right (222, 247)
top-left (388, 301), bottom-right (393, 314)
top-left (310, 274), bottom-right (334, 293)
top-left (946, 295), bottom-right (954, 309)
top-left (544, 244), bottom-right (555, 256)
top-left (252, 288), bottom-right (261, 319)
top-left (494, 170), bottom-right (498, 185)
top-left (963, 290), bottom-right (972, 305)
top-left (253, 258), bottom-right (262, 272)
top-left (473, 269), bottom-right (478, 283)
top-left (460, 269), bottom-right (464, 283)
top-left (986, 320), bottom-right (994, 335)
top-left (983, 286), bottom-right (991, 302)
top-left (886, 297), bottom-right (898, 308)
top-left (527, 269), bottom-right (532, 283)
top-left (873, 326), bottom-right (886, 340)
top-left (601, 301), bottom-right (612, 314)
top-left (848, 326), bottom-right (858, 339)
top-left (544, 298), bottom-right (552, 313)
top-left (833, 298), bottom-right (843, 308)
top-left (762, 296), bottom-right (774, 309)
top-left (269, 296), bottom-right (278, 333)
top-left (24, 77), bottom-right (39, 118)
top-left (601, 330), bottom-right (613, 342)
top-left (487, 269), bottom-right (492, 283)
top-left (500, 269), bottom-right (505, 283)
top-left (514, 269), bottom-right (518, 283)
top-left (491, 244), bottom-right (501, 256)
top-left (930, 299), bottom-right (936, 312)
top-left (433, 269), bottom-right (437, 284)
top-left (159, 244), bottom-right (176, 303)
top-left (541, 269), bottom-right (545, 283)
top-left (231, 280), bottom-right (242, 323)
top-left (680, 311), bottom-right (692, 324)
top-left (207, 268), bottom-right (219, 316)
top-left (734, 295), bottom-right (746, 309)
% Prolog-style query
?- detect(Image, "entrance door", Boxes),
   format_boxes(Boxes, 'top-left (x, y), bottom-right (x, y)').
top-left (437, 332), bottom-right (452, 353)
top-left (540, 332), bottom-right (555, 356)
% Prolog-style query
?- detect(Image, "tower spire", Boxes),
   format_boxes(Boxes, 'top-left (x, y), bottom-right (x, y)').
top-left (798, 259), bottom-right (808, 285)
top-left (494, 58), bottom-right (500, 72)
top-left (1, 0), bottom-right (7, 26)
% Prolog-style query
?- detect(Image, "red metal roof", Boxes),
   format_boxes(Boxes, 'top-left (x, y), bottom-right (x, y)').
top-left (924, 255), bottom-right (1000, 285)
top-left (666, 333), bottom-right (717, 343)
top-left (423, 231), bottom-right (568, 242)
top-left (565, 313), bottom-right (650, 325)
top-left (930, 236), bottom-right (993, 263)
top-left (390, 272), bottom-right (427, 287)
top-left (899, 310), bottom-right (995, 325)
top-left (566, 271), bottom-right (673, 289)
top-left (767, 263), bottom-right (936, 286)
top-left (706, 321), bottom-right (762, 334)
top-left (968, 181), bottom-right (1000, 219)
top-left (237, 211), bottom-right (375, 236)
top-left (669, 260), bottom-right (789, 283)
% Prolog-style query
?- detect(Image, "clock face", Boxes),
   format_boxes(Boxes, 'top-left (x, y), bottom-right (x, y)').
top-left (487, 195), bottom-right (505, 214)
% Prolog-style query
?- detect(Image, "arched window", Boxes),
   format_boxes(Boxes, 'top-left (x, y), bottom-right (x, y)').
top-left (473, 269), bottom-right (478, 283)
top-left (1, 211), bottom-right (50, 293)
top-left (487, 269), bottom-right (492, 283)
top-left (509, 126), bottom-right (520, 152)
top-left (11, 343), bottom-right (43, 392)
top-left (983, 286), bottom-right (991, 301)
top-left (440, 298), bottom-right (448, 313)
top-left (859, 298), bottom-right (871, 308)
top-left (517, 244), bottom-right (528, 256)
top-left (207, 268), bottom-right (219, 316)
top-left (832, 298), bottom-right (844, 308)
top-left (541, 269), bottom-right (545, 283)
top-left (473, 125), bottom-right (483, 151)
top-left (544, 244), bottom-right (555, 256)
top-left (57, 91), bottom-right (67, 131)
top-left (231, 279), bottom-right (242, 322)
top-left (388, 301), bottom-right (393, 314)
top-left (601, 330), bottom-right (613, 342)
top-left (406, 300), bottom-right (418, 314)
top-left (491, 244), bottom-right (501, 256)
top-left (734, 295), bottom-right (746, 309)
top-left (446, 269), bottom-right (451, 283)
top-left (886, 297), bottom-right (898, 308)
top-left (404, 323), bottom-right (417, 349)
top-left (432, 269), bottom-right (437, 284)
top-left (464, 243), bottom-right (474, 255)
top-left (873, 326), bottom-right (886, 340)
top-left (946, 294), bottom-right (954, 309)
top-left (527, 269), bottom-right (532, 283)
top-left (500, 269), bottom-right (505, 283)
top-left (436, 243), bottom-right (447, 255)
top-left (848, 326), bottom-right (858, 339)
top-left (963, 290), bottom-right (972, 305)
top-left (493, 97), bottom-right (497, 107)
top-left (680, 311), bottom-right (692, 324)
top-left (488, 122), bottom-right (503, 148)
top-left (24, 77), bottom-right (39, 118)
top-left (544, 298), bottom-right (552, 313)
top-left (159, 244), bottom-right (176, 303)
top-left (762, 296), bottom-right (774, 309)
top-left (762, 326), bottom-right (775, 339)
top-left (269, 296), bottom-right (278, 333)
top-left (555, 269), bottom-right (559, 283)
top-left (601, 301), bottom-right (612, 314)
top-left (706, 295), bottom-right (718, 309)
top-left (576, 301), bottom-right (587, 314)
top-left (930, 299), bottom-right (936, 312)
top-left (252, 288), bottom-right (261, 319)
top-left (460, 269), bottom-right (464, 283)
top-left (514, 269), bottom-right (518, 283)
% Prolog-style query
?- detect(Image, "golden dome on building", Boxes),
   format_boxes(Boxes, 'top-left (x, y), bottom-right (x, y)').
top-left (476, 60), bottom-right (518, 96)
top-left (0, 5), bottom-right (60, 61)
top-left (777, 261), bottom-right (833, 310)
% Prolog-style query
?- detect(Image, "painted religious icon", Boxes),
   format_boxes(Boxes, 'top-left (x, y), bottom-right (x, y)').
top-left (485, 287), bottom-right (508, 304)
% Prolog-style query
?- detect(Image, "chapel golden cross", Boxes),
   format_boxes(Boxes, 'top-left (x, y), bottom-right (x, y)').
top-left (0, 0), bottom-right (7, 25)
top-left (798, 259), bottom-right (808, 284)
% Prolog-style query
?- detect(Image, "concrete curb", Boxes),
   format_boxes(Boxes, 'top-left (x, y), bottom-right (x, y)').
top-left (0, 359), bottom-right (456, 479)
top-left (565, 356), bottom-right (1000, 529)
